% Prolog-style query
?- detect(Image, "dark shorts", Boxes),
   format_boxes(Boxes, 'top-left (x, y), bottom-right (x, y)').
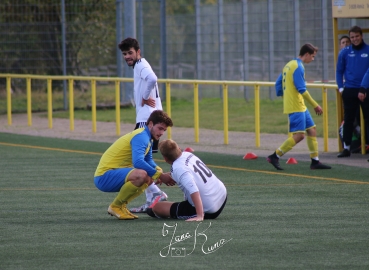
top-left (169, 196), bottom-right (227, 220)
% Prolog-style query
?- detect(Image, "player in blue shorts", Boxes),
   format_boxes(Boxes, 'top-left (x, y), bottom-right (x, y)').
top-left (94, 110), bottom-right (175, 220)
top-left (267, 43), bottom-right (331, 170)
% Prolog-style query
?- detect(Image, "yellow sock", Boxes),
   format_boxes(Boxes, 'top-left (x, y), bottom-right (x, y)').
top-left (112, 181), bottom-right (142, 206)
top-left (307, 136), bottom-right (318, 159)
top-left (127, 183), bottom-right (148, 204)
top-left (276, 137), bottom-right (296, 157)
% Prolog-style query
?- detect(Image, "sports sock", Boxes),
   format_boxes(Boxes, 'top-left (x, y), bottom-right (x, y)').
top-left (112, 181), bottom-right (143, 206)
top-left (276, 137), bottom-right (296, 157)
top-left (127, 183), bottom-right (148, 204)
top-left (307, 136), bottom-right (319, 159)
top-left (343, 142), bottom-right (350, 150)
top-left (145, 183), bottom-right (161, 202)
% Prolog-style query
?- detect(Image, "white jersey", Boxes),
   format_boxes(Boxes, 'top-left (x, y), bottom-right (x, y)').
top-left (171, 152), bottom-right (227, 213)
top-left (133, 58), bottom-right (163, 123)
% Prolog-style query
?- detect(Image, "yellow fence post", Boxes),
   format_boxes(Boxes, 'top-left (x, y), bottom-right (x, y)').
top-left (194, 83), bottom-right (199, 143)
top-left (336, 89), bottom-right (343, 152)
top-left (223, 84), bottom-right (229, 145)
top-left (26, 77), bottom-right (32, 126)
top-left (91, 79), bottom-right (97, 133)
top-left (360, 108), bottom-right (366, 155)
top-left (6, 77), bottom-right (12, 125)
top-left (322, 87), bottom-right (328, 152)
top-left (68, 78), bottom-right (74, 131)
top-left (254, 84), bottom-right (260, 147)
top-left (47, 79), bottom-right (53, 129)
top-left (115, 81), bottom-right (121, 136)
top-left (166, 82), bottom-right (172, 139)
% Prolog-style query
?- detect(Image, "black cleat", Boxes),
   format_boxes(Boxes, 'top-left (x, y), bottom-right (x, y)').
top-left (267, 155), bottom-right (283, 170)
top-left (337, 149), bottom-right (350, 158)
top-left (310, 162), bottom-right (331, 170)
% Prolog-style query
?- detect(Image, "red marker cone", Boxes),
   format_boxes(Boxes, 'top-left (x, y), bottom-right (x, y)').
top-left (243, 152), bottom-right (258, 160)
top-left (184, 147), bottom-right (194, 152)
top-left (286, 157), bottom-right (298, 164)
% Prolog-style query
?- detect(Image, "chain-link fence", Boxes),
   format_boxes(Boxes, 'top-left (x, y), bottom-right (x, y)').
top-left (1, 0), bottom-right (369, 101)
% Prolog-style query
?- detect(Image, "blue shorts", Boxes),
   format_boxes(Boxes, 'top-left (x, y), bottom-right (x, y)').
top-left (94, 168), bottom-right (134, 192)
top-left (288, 110), bottom-right (315, 133)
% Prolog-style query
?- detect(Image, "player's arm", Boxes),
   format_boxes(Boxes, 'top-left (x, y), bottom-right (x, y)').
top-left (335, 49), bottom-right (346, 90)
top-left (302, 91), bottom-right (322, 115)
top-left (275, 73), bottom-right (283, 96)
top-left (141, 68), bottom-right (158, 107)
top-left (155, 172), bottom-right (176, 186)
top-left (186, 192), bottom-right (204, 222)
top-left (131, 134), bottom-right (162, 180)
top-left (359, 68), bottom-right (369, 102)
top-left (301, 91), bottom-right (319, 108)
top-left (293, 67), bottom-right (320, 110)
top-left (176, 170), bottom-right (204, 221)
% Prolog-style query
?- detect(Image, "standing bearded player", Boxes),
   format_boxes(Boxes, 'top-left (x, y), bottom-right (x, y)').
top-left (118, 37), bottom-right (168, 213)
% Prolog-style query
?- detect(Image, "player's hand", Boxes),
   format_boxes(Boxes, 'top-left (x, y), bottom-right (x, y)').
top-left (314, 105), bottom-right (323, 115)
top-left (142, 97), bottom-right (156, 108)
top-left (358, 92), bottom-right (366, 102)
top-left (156, 172), bottom-right (176, 186)
top-left (186, 216), bottom-right (204, 222)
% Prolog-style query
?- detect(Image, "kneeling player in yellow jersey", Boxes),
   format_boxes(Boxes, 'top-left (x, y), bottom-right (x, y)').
top-left (94, 110), bottom-right (175, 220)
top-left (267, 43), bottom-right (331, 171)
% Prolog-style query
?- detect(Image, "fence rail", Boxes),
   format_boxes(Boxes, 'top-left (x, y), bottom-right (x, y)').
top-left (2, 73), bottom-right (366, 154)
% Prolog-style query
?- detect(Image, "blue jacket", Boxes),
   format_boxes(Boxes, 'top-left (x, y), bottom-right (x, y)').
top-left (336, 42), bottom-right (369, 89)
top-left (361, 68), bottom-right (369, 90)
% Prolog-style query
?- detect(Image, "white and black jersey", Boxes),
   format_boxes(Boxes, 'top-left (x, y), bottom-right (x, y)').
top-left (171, 152), bottom-right (227, 213)
top-left (133, 58), bottom-right (162, 123)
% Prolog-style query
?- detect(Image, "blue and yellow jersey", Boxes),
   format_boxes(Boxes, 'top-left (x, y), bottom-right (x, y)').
top-left (278, 58), bottom-right (307, 114)
top-left (94, 126), bottom-right (161, 179)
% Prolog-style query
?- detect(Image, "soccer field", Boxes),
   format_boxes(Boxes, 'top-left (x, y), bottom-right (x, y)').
top-left (1, 132), bottom-right (369, 269)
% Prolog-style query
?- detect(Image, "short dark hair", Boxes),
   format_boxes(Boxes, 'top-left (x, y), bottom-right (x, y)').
top-left (118, 37), bottom-right (140, 52)
top-left (349, 25), bottom-right (362, 36)
top-left (339, 35), bottom-right (350, 42)
top-left (146, 110), bottom-right (173, 127)
top-left (299, 43), bottom-right (318, 56)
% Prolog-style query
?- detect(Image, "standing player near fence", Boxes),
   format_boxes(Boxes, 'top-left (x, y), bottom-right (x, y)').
top-left (267, 43), bottom-right (331, 171)
top-left (118, 37), bottom-right (168, 213)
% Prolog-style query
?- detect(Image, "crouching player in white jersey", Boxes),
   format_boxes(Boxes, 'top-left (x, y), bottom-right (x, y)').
top-left (147, 139), bottom-right (227, 221)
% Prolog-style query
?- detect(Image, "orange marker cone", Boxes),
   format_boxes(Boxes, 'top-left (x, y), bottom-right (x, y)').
top-left (286, 157), bottom-right (298, 164)
top-left (184, 147), bottom-right (194, 152)
top-left (243, 152), bottom-right (258, 160)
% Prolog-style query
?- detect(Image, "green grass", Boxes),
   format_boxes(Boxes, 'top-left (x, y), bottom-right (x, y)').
top-left (1, 85), bottom-right (340, 138)
top-left (1, 133), bottom-right (369, 269)
top-left (48, 98), bottom-right (338, 138)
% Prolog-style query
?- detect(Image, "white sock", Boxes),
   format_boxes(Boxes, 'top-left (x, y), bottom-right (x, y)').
top-left (145, 183), bottom-right (161, 201)
top-left (344, 143), bottom-right (350, 150)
